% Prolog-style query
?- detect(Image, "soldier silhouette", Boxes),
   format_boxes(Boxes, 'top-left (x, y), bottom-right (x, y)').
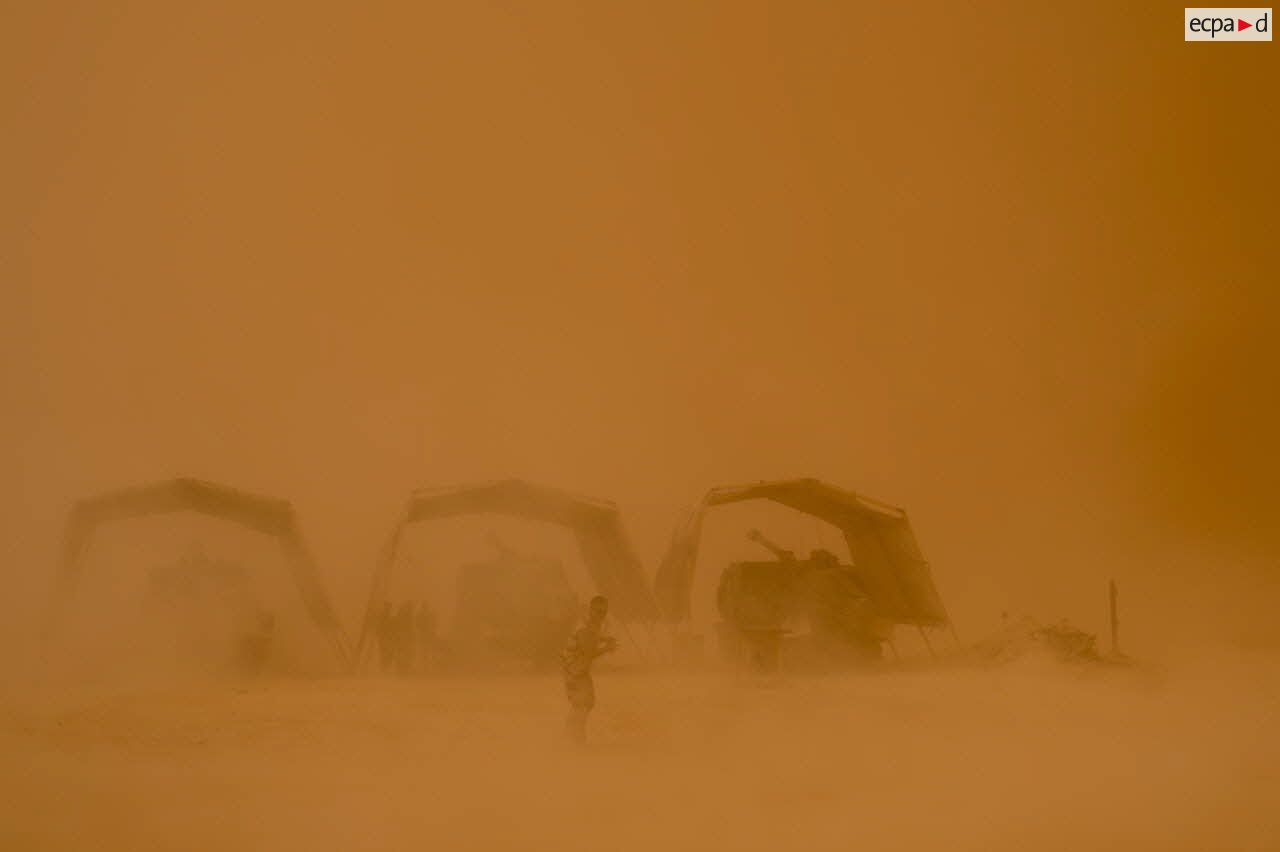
top-left (560, 595), bottom-right (618, 745)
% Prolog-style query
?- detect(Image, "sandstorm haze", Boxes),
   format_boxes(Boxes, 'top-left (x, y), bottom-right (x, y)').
top-left (2, 2), bottom-right (1278, 850)
top-left (5, 1), bottom-right (1275, 649)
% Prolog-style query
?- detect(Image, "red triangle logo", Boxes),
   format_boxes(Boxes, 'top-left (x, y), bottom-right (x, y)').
top-left (1239, 18), bottom-right (1253, 30)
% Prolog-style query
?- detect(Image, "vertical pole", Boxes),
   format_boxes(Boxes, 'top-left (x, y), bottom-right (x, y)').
top-left (1109, 579), bottom-right (1119, 656)
top-left (917, 625), bottom-right (937, 659)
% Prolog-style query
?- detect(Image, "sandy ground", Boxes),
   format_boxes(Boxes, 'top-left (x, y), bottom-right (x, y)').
top-left (2, 658), bottom-right (1277, 852)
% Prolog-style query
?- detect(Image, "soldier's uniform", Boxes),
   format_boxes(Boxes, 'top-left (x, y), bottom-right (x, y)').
top-left (561, 621), bottom-right (608, 743)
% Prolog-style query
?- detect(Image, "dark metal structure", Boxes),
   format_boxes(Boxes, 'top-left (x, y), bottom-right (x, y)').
top-left (355, 479), bottom-right (658, 669)
top-left (54, 477), bottom-right (351, 667)
top-left (653, 478), bottom-right (951, 629)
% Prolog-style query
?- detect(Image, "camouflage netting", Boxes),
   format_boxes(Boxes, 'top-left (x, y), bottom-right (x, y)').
top-left (654, 478), bottom-right (951, 628)
top-left (356, 479), bottom-right (657, 670)
top-left (53, 477), bottom-right (351, 672)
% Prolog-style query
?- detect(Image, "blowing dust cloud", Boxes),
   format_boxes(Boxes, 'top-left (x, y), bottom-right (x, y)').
top-left (2, 3), bottom-right (1277, 851)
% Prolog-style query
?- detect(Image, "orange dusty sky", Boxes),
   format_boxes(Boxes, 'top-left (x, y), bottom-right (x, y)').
top-left (3, 2), bottom-right (1276, 648)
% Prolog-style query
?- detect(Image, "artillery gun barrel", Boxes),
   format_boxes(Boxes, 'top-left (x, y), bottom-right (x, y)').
top-left (746, 528), bottom-right (796, 561)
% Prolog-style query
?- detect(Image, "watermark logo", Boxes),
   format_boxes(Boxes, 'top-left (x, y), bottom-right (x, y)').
top-left (1185, 8), bottom-right (1272, 40)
